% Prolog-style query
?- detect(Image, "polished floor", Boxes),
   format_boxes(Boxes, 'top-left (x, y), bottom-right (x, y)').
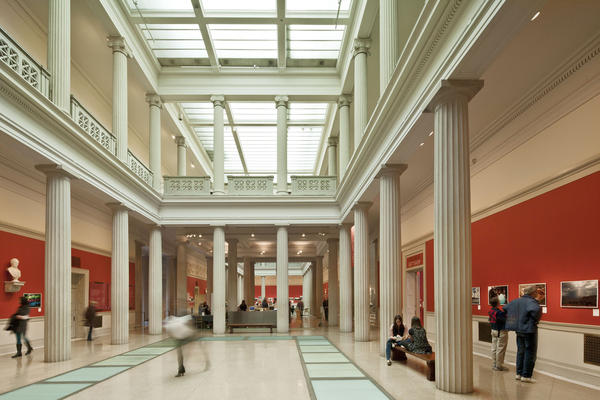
top-left (0, 319), bottom-right (598, 400)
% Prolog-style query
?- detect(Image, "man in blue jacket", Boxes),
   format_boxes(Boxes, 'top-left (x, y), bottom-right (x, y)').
top-left (504, 285), bottom-right (542, 383)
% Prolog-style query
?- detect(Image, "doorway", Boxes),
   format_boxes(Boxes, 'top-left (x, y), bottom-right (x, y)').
top-left (405, 268), bottom-right (424, 324)
top-left (71, 268), bottom-right (89, 339)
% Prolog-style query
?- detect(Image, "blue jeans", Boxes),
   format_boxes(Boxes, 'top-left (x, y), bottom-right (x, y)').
top-left (516, 332), bottom-right (537, 378)
top-left (16, 332), bottom-right (31, 348)
top-left (385, 339), bottom-right (396, 360)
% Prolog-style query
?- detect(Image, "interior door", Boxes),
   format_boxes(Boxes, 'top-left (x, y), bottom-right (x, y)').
top-left (405, 271), bottom-right (417, 324)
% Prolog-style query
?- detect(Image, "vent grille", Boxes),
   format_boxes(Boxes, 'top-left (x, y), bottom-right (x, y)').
top-left (478, 321), bottom-right (492, 343)
top-left (584, 334), bottom-right (600, 366)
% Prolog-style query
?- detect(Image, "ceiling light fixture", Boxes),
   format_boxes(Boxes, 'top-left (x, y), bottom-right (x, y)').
top-left (531, 11), bottom-right (540, 21)
top-left (190, 163), bottom-right (195, 168)
top-left (429, 131), bottom-right (434, 136)
top-left (260, 250), bottom-right (265, 255)
top-left (171, 135), bottom-right (176, 139)
top-left (301, 233), bottom-right (306, 238)
top-left (251, 233), bottom-right (255, 238)
top-left (297, 250), bottom-right (303, 255)
top-left (419, 142), bottom-right (424, 147)
top-left (198, 234), bottom-right (203, 238)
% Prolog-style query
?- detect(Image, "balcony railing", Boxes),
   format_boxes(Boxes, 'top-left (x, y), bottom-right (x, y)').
top-left (70, 96), bottom-right (116, 155)
top-left (290, 176), bottom-right (337, 196)
top-left (127, 150), bottom-right (153, 186)
top-left (163, 176), bottom-right (211, 195)
top-left (0, 26), bottom-right (50, 98)
top-left (227, 175), bottom-right (274, 195)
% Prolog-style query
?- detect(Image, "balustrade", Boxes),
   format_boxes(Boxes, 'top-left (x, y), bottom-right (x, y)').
top-left (227, 176), bottom-right (274, 195)
top-left (290, 176), bottom-right (337, 196)
top-left (163, 176), bottom-right (211, 196)
top-left (70, 96), bottom-right (116, 155)
top-left (127, 150), bottom-right (153, 186)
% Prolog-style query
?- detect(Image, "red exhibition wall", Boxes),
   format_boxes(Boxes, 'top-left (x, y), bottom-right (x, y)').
top-left (186, 277), bottom-right (207, 299)
top-left (1, 230), bottom-right (135, 319)
top-left (423, 171), bottom-right (600, 325)
top-left (253, 285), bottom-right (303, 299)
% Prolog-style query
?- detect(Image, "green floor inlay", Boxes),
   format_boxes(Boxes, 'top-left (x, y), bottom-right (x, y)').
top-left (0, 383), bottom-right (91, 400)
top-left (299, 345), bottom-right (339, 353)
top-left (45, 367), bottom-right (129, 382)
top-left (93, 355), bottom-right (154, 366)
top-left (247, 336), bottom-right (293, 340)
top-left (302, 352), bottom-right (349, 363)
top-left (197, 336), bottom-right (247, 341)
top-left (305, 363), bottom-right (365, 379)
top-left (297, 336), bottom-right (326, 340)
top-left (296, 339), bottom-right (332, 346)
top-left (124, 347), bottom-right (173, 356)
top-left (145, 339), bottom-right (179, 347)
top-left (311, 380), bottom-right (390, 400)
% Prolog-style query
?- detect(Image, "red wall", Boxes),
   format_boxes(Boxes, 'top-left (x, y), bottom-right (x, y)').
top-left (253, 285), bottom-right (303, 299)
top-left (424, 171), bottom-right (600, 325)
top-left (186, 277), bottom-right (207, 300)
top-left (425, 239), bottom-right (435, 312)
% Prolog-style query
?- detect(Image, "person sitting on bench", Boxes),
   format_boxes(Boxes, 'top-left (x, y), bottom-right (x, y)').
top-left (386, 314), bottom-right (406, 366)
top-left (395, 316), bottom-right (432, 355)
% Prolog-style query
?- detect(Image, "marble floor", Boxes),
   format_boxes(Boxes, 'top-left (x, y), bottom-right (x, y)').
top-left (0, 321), bottom-right (598, 400)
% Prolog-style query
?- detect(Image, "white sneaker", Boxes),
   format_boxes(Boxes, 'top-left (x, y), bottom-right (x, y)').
top-left (386, 360), bottom-right (392, 366)
top-left (515, 375), bottom-right (522, 380)
top-left (521, 377), bottom-right (536, 383)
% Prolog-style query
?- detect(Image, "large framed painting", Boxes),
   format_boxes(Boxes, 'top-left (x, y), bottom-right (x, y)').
top-left (488, 285), bottom-right (509, 305)
top-left (472, 287), bottom-right (481, 305)
top-left (519, 283), bottom-right (547, 306)
top-left (561, 280), bottom-right (598, 308)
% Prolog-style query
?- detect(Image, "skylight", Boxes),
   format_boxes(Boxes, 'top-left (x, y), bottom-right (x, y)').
top-left (209, 24), bottom-right (278, 59)
top-left (139, 24), bottom-right (207, 59)
top-left (288, 25), bottom-right (345, 59)
top-left (286, 0), bottom-right (351, 13)
top-left (201, 0), bottom-right (276, 13)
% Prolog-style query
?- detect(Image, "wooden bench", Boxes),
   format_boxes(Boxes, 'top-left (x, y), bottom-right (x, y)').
top-left (391, 346), bottom-right (435, 381)
top-left (227, 323), bottom-right (276, 333)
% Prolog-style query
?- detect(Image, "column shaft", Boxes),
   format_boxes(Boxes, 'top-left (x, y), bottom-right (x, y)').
top-left (147, 95), bottom-right (162, 189)
top-left (327, 239), bottom-right (339, 326)
top-left (379, 0), bottom-right (399, 94)
top-left (276, 226), bottom-right (289, 333)
top-left (327, 137), bottom-right (338, 177)
top-left (134, 241), bottom-right (143, 327)
top-left (261, 276), bottom-right (266, 299)
top-left (339, 225), bottom-right (353, 332)
top-left (227, 239), bottom-right (238, 311)
top-left (305, 267), bottom-right (313, 316)
top-left (314, 257), bottom-right (323, 319)
top-left (213, 227), bottom-right (226, 334)
top-left (276, 96), bottom-right (289, 194)
top-left (243, 258), bottom-right (253, 305)
top-left (211, 96), bottom-right (225, 194)
top-left (353, 40), bottom-right (370, 150)
top-left (176, 241), bottom-right (187, 315)
top-left (338, 97), bottom-right (352, 178)
top-left (48, 0), bottom-right (70, 112)
top-left (108, 38), bottom-right (129, 162)
top-left (110, 206), bottom-right (129, 344)
top-left (237, 274), bottom-right (243, 305)
top-left (354, 204), bottom-right (370, 341)
top-left (148, 227), bottom-right (162, 334)
top-left (176, 137), bottom-right (186, 176)
top-left (206, 256), bottom-right (213, 308)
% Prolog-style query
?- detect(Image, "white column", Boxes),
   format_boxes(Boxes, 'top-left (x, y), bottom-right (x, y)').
top-left (276, 226), bottom-right (289, 333)
top-left (108, 204), bottom-right (129, 344)
top-left (176, 240), bottom-right (187, 315)
top-left (305, 266), bottom-right (313, 316)
top-left (353, 39), bottom-right (370, 150)
top-left (36, 165), bottom-right (72, 362)
top-left (377, 164), bottom-right (407, 355)
top-left (339, 224), bottom-right (353, 332)
top-left (146, 94), bottom-right (162, 189)
top-left (176, 137), bottom-right (187, 176)
top-left (337, 96), bottom-right (352, 178)
top-left (134, 241), bottom-right (143, 327)
top-left (244, 258), bottom-right (253, 305)
top-left (314, 256), bottom-right (323, 319)
top-left (379, 0), bottom-right (399, 95)
top-left (107, 37), bottom-right (130, 162)
top-left (261, 276), bottom-right (266, 299)
top-left (327, 239), bottom-right (339, 326)
top-left (354, 202), bottom-right (371, 342)
top-left (206, 256), bottom-right (213, 308)
top-left (237, 274), bottom-right (243, 306)
top-left (48, 0), bottom-right (70, 112)
top-left (213, 226), bottom-right (226, 334)
top-left (227, 239), bottom-right (238, 311)
top-left (211, 96), bottom-right (225, 194)
top-left (327, 137), bottom-right (338, 177)
top-left (275, 96), bottom-right (289, 194)
top-left (431, 80), bottom-right (482, 393)
top-left (148, 226), bottom-right (162, 334)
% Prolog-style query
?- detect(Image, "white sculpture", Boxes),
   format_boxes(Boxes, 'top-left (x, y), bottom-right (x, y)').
top-left (7, 258), bottom-right (21, 282)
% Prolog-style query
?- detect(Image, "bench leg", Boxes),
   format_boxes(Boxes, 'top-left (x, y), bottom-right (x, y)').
top-left (391, 348), bottom-right (407, 361)
top-left (426, 360), bottom-right (435, 381)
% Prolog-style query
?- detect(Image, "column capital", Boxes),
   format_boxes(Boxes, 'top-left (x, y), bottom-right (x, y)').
top-left (175, 136), bottom-right (187, 147)
top-left (352, 38), bottom-right (371, 57)
top-left (274, 95), bottom-right (289, 108)
top-left (337, 95), bottom-right (352, 108)
top-left (426, 79), bottom-right (483, 112)
top-left (149, 224), bottom-right (163, 232)
top-left (376, 163), bottom-right (407, 178)
top-left (106, 202), bottom-right (129, 212)
top-left (353, 201), bottom-right (372, 211)
top-left (328, 136), bottom-right (339, 146)
top-left (107, 36), bottom-right (131, 57)
top-left (210, 95), bottom-right (225, 107)
top-left (145, 93), bottom-right (162, 108)
top-left (35, 164), bottom-right (76, 179)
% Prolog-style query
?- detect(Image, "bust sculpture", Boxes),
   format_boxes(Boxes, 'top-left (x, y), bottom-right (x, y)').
top-left (7, 258), bottom-right (21, 282)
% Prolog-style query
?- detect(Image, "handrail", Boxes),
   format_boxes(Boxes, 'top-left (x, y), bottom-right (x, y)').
top-left (291, 176), bottom-right (337, 196)
top-left (127, 150), bottom-right (153, 186)
top-left (70, 96), bottom-right (117, 155)
top-left (0, 26), bottom-right (50, 98)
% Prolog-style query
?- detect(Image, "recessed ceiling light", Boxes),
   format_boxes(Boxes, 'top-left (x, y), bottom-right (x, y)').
top-left (198, 234), bottom-right (203, 238)
top-left (531, 11), bottom-right (540, 21)
top-left (198, 242), bottom-right (202, 246)
top-left (260, 250), bottom-right (265, 255)
top-left (429, 131), bottom-right (434, 136)
top-left (251, 233), bottom-right (255, 238)
top-left (190, 163), bottom-right (195, 168)
top-left (297, 250), bottom-right (303, 255)
top-left (301, 233), bottom-right (306, 238)
top-left (419, 142), bottom-right (424, 147)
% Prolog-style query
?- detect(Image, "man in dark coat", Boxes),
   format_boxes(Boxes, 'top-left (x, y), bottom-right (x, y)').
top-left (9, 297), bottom-right (33, 358)
top-left (85, 302), bottom-right (97, 341)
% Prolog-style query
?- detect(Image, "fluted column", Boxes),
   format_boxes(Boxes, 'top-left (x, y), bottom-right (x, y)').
top-left (337, 96), bottom-right (352, 178)
top-left (377, 164), bottom-right (407, 354)
top-left (48, 0), bottom-right (70, 112)
top-left (148, 226), bottom-right (162, 334)
top-left (211, 96), bottom-right (225, 194)
top-left (276, 226), bottom-right (289, 332)
top-left (250, 261), bottom-right (256, 300)
top-left (327, 137), bottom-right (338, 177)
top-left (275, 96), bottom-right (289, 194)
top-left (176, 137), bottom-right (187, 176)
top-left (107, 37), bottom-right (130, 162)
top-left (227, 239), bottom-right (238, 311)
top-left (213, 226), bottom-right (226, 334)
top-left (237, 274), bottom-right (244, 305)
top-left (261, 276), bottom-right (266, 299)
top-left (354, 202), bottom-right (371, 341)
top-left (353, 39), bottom-right (370, 150)
top-left (339, 224), bottom-right (353, 332)
top-left (244, 257), bottom-right (253, 305)
top-left (430, 80), bottom-right (482, 393)
top-left (36, 165), bottom-right (72, 362)
top-left (206, 256), bottom-right (213, 307)
top-left (134, 241), bottom-right (143, 327)
top-left (327, 239), bottom-right (339, 326)
top-left (314, 256), bottom-right (323, 318)
top-left (305, 266), bottom-right (313, 316)
top-left (107, 204), bottom-right (129, 344)
top-left (147, 94), bottom-right (162, 189)
top-left (379, 0), bottom-right (399, 94)
top-left (176, 239), bottom-right (187, 315)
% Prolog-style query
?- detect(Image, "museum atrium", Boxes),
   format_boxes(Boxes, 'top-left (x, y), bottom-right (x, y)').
top-left (0, 0), bottom-right (599, 399)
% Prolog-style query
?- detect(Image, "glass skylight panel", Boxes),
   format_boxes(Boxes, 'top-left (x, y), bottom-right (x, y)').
top-left (288, 126), bottom-right (322, 173)
top-left (224, 128), bottom-right (244, 173)
top-left (288, 25), bottom-right (345, 59)
top-left (229, 102), bottom-right (277, 124)
top-left (236, 126), bottom-right (277, 173)
top-left (201, 0), bottom-right (276, 13)
top-left (139, 25), bottom-right (207, 58)
top-left (288, 103), bottom-right (329, 124)
top-left (286, 0), bottom-right (351, 12)
top-left (127, 0), bottom-right (194, 12)
top-left (209, 24), bottom-right (277, 59)
top-left (182, 103), bottom-right (214, 124)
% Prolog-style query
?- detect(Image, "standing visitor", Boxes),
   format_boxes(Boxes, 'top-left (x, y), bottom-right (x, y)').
top-left (6, 297), bottom-right (33, 358)
top-left (85, 301), bottom-right (97, 341)
top-left (297, 298), bottom-right (304, 318)
top-left (322, 298), bottom-right (329, 321)
top-left (488, 297), bottom-right (508, 371)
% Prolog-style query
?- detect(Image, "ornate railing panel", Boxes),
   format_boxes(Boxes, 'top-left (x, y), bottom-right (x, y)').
top-left (70, 97), bottom-right (116, 155)
top-left (127, 150), bottom-right (153, 186)
top-left (227, 176), bottom-right (274, 195)
top-left (164, 176), bottom-right (212, 195)
top-left (290, 176), bottom-right (337, 196)
top-left (0, 27), bottom-right (50, 98)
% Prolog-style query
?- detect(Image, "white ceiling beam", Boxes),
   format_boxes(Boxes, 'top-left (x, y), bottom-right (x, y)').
top-left (188, 121), bottom-right (325, 127)
top-left (190, 0), bottom-right (219, 69)
top-left (223, 101), bottom-right (249, 174)
top-left (277, 0), bottom-right (287, 69)
top-left (128, 16), bottom-right (350, 25)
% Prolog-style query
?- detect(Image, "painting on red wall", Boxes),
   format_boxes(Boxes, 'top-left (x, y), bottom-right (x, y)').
top-left (90, 281), bottom-right (109, 311)
top-left (561, 280), bottom-right (598, 308)
top-left (488, 285), bottom-right (508, 305)
top-left (519, 283), bottom-right (547, 306)
top-left (472, 287), bottom-right (480, 305)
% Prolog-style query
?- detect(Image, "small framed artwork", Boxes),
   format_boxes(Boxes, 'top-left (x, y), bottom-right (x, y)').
top-left (488, 285), bottom-right (509, 305)
top-left (472, 287), bottom-right (481, 305)
top-left (519, 283), bottom-right (547, 306)
top-left (23, 293), bottom-right (42, 308)
top-left (561, 280), bottom-right (598, 308)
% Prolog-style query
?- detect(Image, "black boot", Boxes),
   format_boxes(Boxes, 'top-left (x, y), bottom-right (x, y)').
top-left (11, 344), bottom-right (22, 358)
top-left (25, 341), bottom-right (33, 355)
top-left (175, 366), bottom-right (185, 377)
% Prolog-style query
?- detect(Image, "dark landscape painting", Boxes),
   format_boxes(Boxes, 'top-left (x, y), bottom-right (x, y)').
top-left (561, 280), bottom-right (598, 308)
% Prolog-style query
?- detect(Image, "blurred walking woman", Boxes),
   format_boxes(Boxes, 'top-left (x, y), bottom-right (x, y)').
top-left (8, 297), bottom-right (33, 358)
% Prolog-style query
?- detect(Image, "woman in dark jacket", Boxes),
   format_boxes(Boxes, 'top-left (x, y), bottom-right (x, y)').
top-left (396, 316), bottom-right (432, 355)
top-left (11, 297), bottom-right (33, 358)
top-left (385, 315), bottom-right (405, 365)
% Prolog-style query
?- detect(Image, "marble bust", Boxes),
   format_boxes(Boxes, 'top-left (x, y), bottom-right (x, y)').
top-left (7, 258), bottom-right (21, 282)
